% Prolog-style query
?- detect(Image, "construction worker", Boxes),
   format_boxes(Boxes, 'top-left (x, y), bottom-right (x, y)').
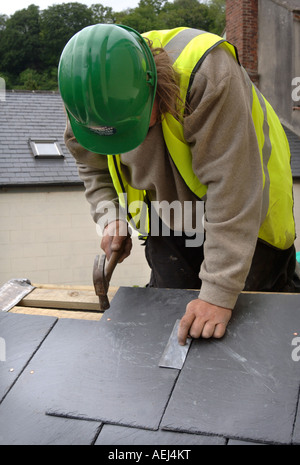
top-left (58, 24), bottom-right (299, 345)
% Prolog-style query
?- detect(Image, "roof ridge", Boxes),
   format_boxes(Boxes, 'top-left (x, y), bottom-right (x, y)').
top-left (6, 89), bottom-right (60, 95)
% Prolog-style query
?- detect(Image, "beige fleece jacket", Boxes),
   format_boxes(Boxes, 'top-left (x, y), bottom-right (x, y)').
top-left (64, 45), bottom-right (264, 310)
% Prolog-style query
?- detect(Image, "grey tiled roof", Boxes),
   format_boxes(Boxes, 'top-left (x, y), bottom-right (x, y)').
top-left (0, 90), bottom-right (82, 187)
top-left (284, 126), bottom-right (300, 178)
top-left (270, 0), bottom-right (300, 12)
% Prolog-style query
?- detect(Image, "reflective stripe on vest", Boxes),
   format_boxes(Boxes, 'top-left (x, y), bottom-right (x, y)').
top-left (107, 28), bottom-right (295, 249)
top-left (251, 86), bottom-right (295, 249)
top-left (154, 28), bottom-right (240, 200)
top-left (107, 154), bottom-right (149, 236)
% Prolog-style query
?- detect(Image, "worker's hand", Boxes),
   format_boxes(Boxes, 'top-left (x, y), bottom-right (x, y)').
top-left (178, 299), bottom-right (232, 345)
top-left (101, 220), bottom-right (132, 263)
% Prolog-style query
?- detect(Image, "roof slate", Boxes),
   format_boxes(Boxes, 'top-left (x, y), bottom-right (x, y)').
top-left (0, 91), bottom-right (82, 187)
top-left (1, 91), bottom-right (300, 187)
top-left (284, 125), bottom-right (300, 178)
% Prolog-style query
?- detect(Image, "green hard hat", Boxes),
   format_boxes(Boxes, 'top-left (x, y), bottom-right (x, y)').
top-left (58, 24), bottom-right (157, 155)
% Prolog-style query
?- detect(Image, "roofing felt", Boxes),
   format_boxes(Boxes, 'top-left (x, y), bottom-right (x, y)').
top-left (0, 90), bottom-right (82, 187)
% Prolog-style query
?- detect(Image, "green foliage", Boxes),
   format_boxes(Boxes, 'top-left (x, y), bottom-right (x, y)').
top-left (0, 4), bottom-right (41, 75)
top-left (90, 4), bottom-right (116, 24)
top-left (159, 0), bottom-right (214, 31)
top-left (0, 0), bottom-right (225, 90)
top-left (206, 0), bottom-right (226, 34)
top-left (15, 67), bottom-right (58, 90)
top-left (116, 0), bottom-right (167, 32)
top-left (40, 3), bottom-right (94, 67)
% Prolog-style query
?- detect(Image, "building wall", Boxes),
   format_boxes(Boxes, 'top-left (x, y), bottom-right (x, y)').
top-left (258, 0), bottom-right (300, 135)
top-left (1, 183), bottom-right (299, 291)
top-left (0, 186), bottom-right (151, 288)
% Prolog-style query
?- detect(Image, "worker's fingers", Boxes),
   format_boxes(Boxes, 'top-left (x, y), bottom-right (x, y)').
top-left (101, 220), bottom-right (131, 259)
top-left (182, 320), bottom-right (227, 340)
top-left (201, 322), bottom-right (216, 339)
top-left (110, 234), bottom-right (128, 252)
top-left (188, 318), bottom-right (206, 340)
top-left (178, 299), bottom-right (232, 344)
top-left (103, 220), bottom-right (128, 239)
top-left (213, 322), bottom-right (227, 339)
top-left (117, 236), bottom-right (133, 263)
top-left (177, 313), bottom-right (195, 346)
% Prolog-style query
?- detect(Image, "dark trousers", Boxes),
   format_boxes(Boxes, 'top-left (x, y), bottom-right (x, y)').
top-left (145, 233), bottom-right (300, 293)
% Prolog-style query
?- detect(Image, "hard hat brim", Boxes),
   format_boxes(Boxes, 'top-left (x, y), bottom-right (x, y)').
top-left (68, 94), bottom-right (154, 155)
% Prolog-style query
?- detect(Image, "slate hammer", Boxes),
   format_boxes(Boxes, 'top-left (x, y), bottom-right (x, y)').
top-left (93, 250), bottom-right (122, 311)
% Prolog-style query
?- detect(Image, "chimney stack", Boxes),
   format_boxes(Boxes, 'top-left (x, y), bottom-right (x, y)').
top-left (226, 0), bottom-right (259, 86)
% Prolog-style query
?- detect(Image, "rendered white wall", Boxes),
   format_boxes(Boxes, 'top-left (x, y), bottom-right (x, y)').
top-left (0, 186), bottom-right (150, 288)
top-left (1, 182), bottom-right (299, 290)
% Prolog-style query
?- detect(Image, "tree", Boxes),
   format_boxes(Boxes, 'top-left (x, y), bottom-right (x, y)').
top-left (207, 0), bottom-right (226, 34)
top-left (15, 67), bottom-right (58, 90)
top-left (40, 2), bottom-right (94, 67)
top-left (0, 1), bottom-right (226, 90)
top-left (17, 68), bottom-right (42, 90)
top-left (0, 5), bottom-right (41, 75)
top-left (0, 15), bottom-right (8, 75)
top-left (90, 3), bottom-right (116, 23)
top-left (116, 0), bottom-right (166, 32)
top-left (116, 0), bottom-right (216, 33)
top-left (159, 0), bottom-right (213, 31)
top-left (0, 14), bottom-right (8, 30)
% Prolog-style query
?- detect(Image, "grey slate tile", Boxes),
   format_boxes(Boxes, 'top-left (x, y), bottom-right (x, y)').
top-left (0, 392), bottom-right (101, 445)
top-left (160, 293), bottom-right (300, 445)
top-left (0, 312), bottom-right (56, 402)
top-left (46, 287), bottom-right (195, 430)
top-left (0, 398), bottom-right (101, 445)
top-left (227, 439), bottom-right (266, 445)
top-left (292, 401), bottom-right (300, 444)
top-left (0, 313), bottom-right (101, 445)
top-left (95, 424), bottom-right (226, 445)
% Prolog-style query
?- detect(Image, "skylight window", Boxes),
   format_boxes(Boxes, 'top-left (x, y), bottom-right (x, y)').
top-left (29, 138), bottom-right (64, 158)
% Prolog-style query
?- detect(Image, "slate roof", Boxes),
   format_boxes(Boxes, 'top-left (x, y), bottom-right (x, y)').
top-left (270, 0), bottom-right (300, 12)
top-left (284, 125), bottom-right (300, 178)
top-left (0, 90), bottom-right (82, 187)
top-left (1, 91), bottom-right (300, 186)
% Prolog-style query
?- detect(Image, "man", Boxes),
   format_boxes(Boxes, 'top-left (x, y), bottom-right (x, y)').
top-left (58, 24), bottom-right (298, 345)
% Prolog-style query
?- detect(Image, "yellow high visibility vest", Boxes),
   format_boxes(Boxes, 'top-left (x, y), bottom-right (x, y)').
top-left (107, 27), bottom-right (295, 250)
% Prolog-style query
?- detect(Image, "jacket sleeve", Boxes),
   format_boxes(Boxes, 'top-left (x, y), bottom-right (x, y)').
top-left (183, 46), bottom-right (264, 309)
top-left (64, 119), bottom-right (124, 232)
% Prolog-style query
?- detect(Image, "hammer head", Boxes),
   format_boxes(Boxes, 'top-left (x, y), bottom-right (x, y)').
top-left (93, 254), bottom-right (110, 311)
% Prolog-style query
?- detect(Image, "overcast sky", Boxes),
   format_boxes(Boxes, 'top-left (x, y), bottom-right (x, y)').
top-left (1, 0), bottom-right (140, 16)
